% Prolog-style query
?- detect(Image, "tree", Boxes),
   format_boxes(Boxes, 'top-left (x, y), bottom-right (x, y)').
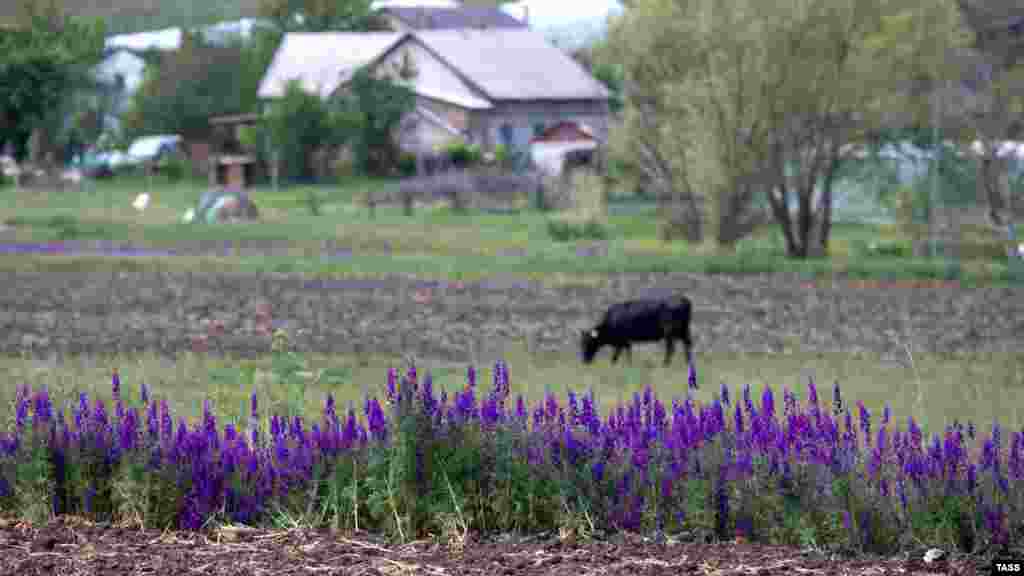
top-left (122, 29), bottom-right (250, 141)
top-left (945, 0), bottom-right (1024, 226)
top-left (603, 0), bottom-right (966, 257)
top-left (257, 0), bottom-right (389, 33)
top-left (0, 0), bottom-right (105, 163)
top-left (339, 64), bottom-right (418, 176)
top-left (264, 79), bottom-right (348, 181)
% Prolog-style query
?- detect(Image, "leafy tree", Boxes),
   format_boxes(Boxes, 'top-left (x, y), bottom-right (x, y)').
top-left (338, 65), bottom-right (417, 177)
top-left (121, 29), bottom-right (250, 141)
top-left (0, 0), bottom-right (105, 163)
top-left (257, 0), bottom-right (389, 33)
top-left (264, 79), bottom-right (352, 181)
top-left (603, 0), bottom-right (966, 258)
top-left (945, 0), bottom-right (1024, 226)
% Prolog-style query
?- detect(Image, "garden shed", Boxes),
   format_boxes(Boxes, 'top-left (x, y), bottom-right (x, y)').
top-left (209, 113), bottom-right (263, 188)
top-left (529, 121), bottom-right (600, 177)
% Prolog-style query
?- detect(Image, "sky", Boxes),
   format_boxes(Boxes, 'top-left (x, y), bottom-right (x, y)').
top-left (501, 0), bottom-right (623, 46)
top-left (105, 1), bottom-right (627, 52)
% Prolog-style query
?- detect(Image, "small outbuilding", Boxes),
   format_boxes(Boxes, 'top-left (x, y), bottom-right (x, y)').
top-left (529, 121), bottom-right (600, 177)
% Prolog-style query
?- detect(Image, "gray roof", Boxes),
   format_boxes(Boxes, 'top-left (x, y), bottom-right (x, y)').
top-left (381, 6), bottom-right (525, 30)
top-left (257, 32), bottom-right (405, 99)
top-left (258, 28), bottom-right (611, 104)
top-left (412, 28), bottom-right (611, 101)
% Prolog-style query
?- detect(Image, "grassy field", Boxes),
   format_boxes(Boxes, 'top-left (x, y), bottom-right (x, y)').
top-left (3, 341), bottom-right (1021, 441)
top-left (2, 175), bottom-right (1022, 440)
top-left (1, 175), bottom-right (1019, 284)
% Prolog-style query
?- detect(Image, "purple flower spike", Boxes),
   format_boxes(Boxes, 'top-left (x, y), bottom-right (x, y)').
top-left (807, 377), bottom-right (819, 411)
top-left (250, 391), bottom-right (259, 421)
top-left (140, 382), bottom-right (149, 405)
top-left (688, 363), bottom-right (698, 389)
top-left (720, 383), bottom-right (730, 406)
top-left (386, 367), bottom-right (397, 404)
top-left (112, 370), bottom-right (121, 399)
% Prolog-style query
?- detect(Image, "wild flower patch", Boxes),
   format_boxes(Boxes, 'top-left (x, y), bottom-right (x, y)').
top-left (0, 358), bottom-right (1020, 555)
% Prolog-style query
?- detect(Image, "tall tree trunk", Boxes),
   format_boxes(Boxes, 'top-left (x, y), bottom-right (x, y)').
top-left (977, 154), bottom-right (1006, 227)
top-left (817, 153), bottom-right (840, 255)
top-left (767, 185), bottom-right (801, 257)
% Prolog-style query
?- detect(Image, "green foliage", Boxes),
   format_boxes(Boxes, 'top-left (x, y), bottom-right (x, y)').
top-left (340, 67), bottom-right (417, 177)
top-left (0, 2), bottom-right (106, 163)
top-left (161, 153), bottom-right (190, 183)
top-left (443, 140), bottom-right (482, 168)
top-left (397, 152), bottom-right (417, 177)
top-left (122, 30), bottom-right (250, 141)
top-left (264, 80), bottom-right (348, 182)
top-left (258, 0), bottom-right (387, 33)
top-left (547, 217), bottom-right (609, 242)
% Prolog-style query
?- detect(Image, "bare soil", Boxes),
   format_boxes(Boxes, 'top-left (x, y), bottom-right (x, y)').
top-left (0, 516), bottom-right (992, 576)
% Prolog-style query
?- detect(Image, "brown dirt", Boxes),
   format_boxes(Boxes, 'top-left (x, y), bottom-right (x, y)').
top-left (0, 516), bottom-right (989, 576)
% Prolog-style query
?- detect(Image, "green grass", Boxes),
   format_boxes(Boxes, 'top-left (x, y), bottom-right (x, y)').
top-left (4, 341), bottom-right (1021, 439)
top-left (1, 175), bottom-right (1018, 285)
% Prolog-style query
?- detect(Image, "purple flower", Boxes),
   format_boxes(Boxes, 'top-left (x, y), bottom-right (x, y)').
top-left (688, 363), bottom-right (697, 389)
top-left (15, 388), bottom-right (29, 431)
top-left (832, 381), bottom-right (842, 416)
top-left (857, 401), bottom-right (871, 445)
top-left (249, 391), bottom-right (259, 421)
top-left (120, 407), bottom-right (139, 452)
top-left (140, 382), bottom-right (149, 405)
top-left (760, 386), bottom-right (774, 423)
top-left (466, 365), bottom-right (476, 390)
top-left (386, 367), bottom-right (397, 404)
top-left (160, 399), bottom-right (173, 442)
top-left (421, 372), bottom-right (437, 416)
top-left (734, 401), bottom-right (745, 437)
top-left (112, 370), bottom-right (121, 400)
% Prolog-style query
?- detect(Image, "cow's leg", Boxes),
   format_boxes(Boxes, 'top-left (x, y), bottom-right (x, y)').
top-left (611, 346), bottom-right (623, 364)
top-left (682, 330), bottom-right (694, 366)
top-left (625, 344), bottom-right (633, 364)
top-left (664, 337), bottom-right (675, 367)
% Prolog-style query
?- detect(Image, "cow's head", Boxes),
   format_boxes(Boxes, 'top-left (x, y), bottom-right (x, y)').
top-left (580, 328), bottom-right (602, 364)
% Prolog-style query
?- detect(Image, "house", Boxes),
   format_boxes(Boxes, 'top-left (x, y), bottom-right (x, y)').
top-left (257, 28), bottom-right (611, 159)
top-left (377, 5), bottom-right (527, 32)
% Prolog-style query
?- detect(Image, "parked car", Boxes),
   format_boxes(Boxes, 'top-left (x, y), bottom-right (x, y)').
top-left (79, 151), bottom-right (115, 179)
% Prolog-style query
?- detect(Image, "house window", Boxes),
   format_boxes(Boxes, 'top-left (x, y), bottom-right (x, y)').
top-left (533, 122), bottom-right (545, 137)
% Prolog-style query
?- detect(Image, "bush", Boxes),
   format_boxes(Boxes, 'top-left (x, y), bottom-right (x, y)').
top-left (160, 153), bottom-right (190, 183)
top-left (397, 152), bottom-right (417, 177)
top-left (547, 216), bottom-right (609, 242)
top-left (444, 141), bottom-right (482, 168)
top-left (853, 239), bottom-right (912, 259)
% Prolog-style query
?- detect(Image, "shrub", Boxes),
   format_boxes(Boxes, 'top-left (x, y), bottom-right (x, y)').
top-left (160, 153), bottom-right (189, 183)
top-left (547, 216), bottom-right (609, 242)
top-left (444, 141), bottom-right (482, 168)
top-left (397, 152), bottom-right (417, 177)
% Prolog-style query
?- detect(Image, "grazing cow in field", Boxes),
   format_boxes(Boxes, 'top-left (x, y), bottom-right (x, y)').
top-left (581, 296), bottom-right (695, 367)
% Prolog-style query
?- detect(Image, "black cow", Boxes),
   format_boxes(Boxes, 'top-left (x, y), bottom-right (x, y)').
top-left (580, 296), bottom-right (694, 367)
